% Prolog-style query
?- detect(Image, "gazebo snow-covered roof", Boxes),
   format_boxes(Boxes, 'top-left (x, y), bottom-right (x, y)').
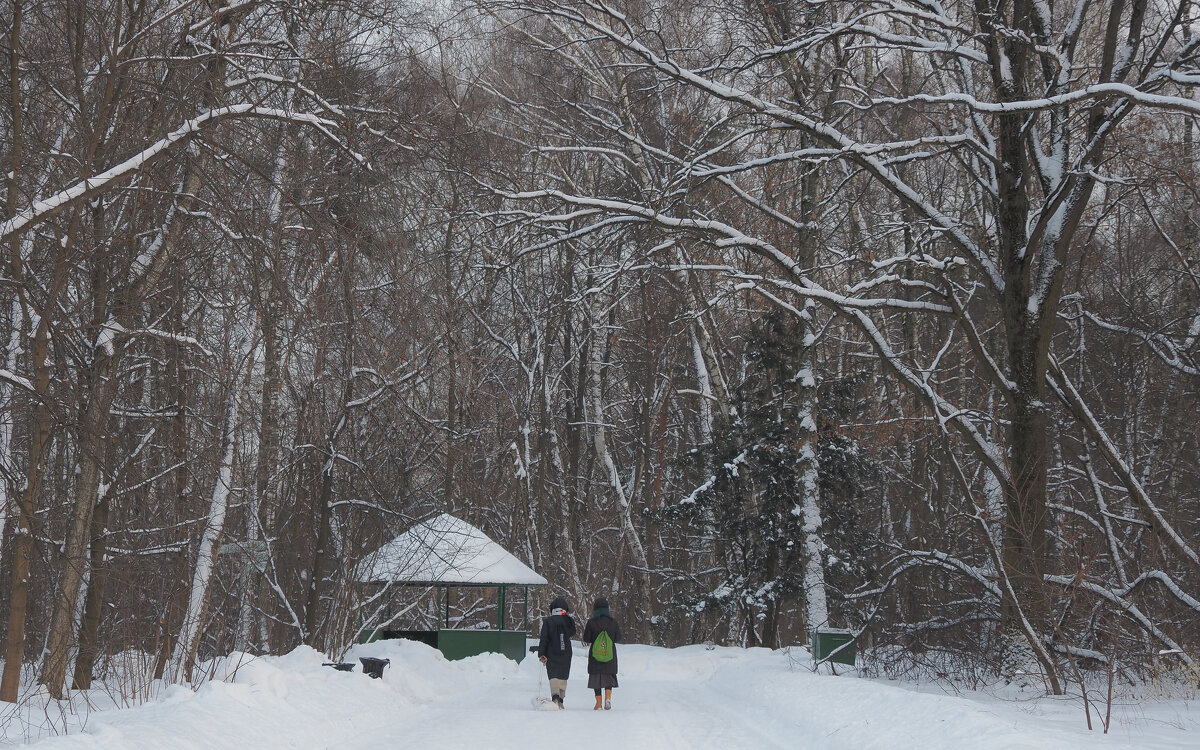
top-left (354, 513), bottom-right (544, 662)
top-left (356, 513), bottom-right (547, 587)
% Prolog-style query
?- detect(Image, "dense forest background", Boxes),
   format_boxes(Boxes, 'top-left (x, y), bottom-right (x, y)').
top-left (1, 0), bottom-right (1198, 701)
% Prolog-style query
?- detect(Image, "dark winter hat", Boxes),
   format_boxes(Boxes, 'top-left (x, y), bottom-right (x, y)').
top-left (594, 597), bottom-right (609, 609)
top-left (550, 596), bottom-right (570, 613)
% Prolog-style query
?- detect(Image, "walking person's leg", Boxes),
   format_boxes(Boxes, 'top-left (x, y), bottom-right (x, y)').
top-left (549, 678), bottom-right (567, 708)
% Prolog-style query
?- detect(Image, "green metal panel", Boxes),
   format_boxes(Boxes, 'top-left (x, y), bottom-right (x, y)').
top-left (358, 628), bottom-right (383, 644)
top-left (812, 629), bottom-right (856, 665)
top-left (502, 630), bottom-right (527, 662)
top-left (438, 629), bottom-right (528, 662)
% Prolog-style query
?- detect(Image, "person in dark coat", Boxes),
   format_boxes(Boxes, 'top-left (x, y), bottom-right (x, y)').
top-left (537, 595), bottom-right (576, 709)
top-left (581, 596), bottom-right (621, 710)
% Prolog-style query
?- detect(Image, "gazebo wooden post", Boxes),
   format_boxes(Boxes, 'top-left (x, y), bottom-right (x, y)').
top-left (497, 585), bottom-right (507, 630)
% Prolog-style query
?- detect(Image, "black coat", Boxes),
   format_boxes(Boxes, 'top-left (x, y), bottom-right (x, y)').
top-left (582, 612), bottom-right (621, 675)
top-left (537, 598), bottom-right (577, 680)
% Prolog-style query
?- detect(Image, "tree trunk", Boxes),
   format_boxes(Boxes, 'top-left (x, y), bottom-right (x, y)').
top-left (0, 308), bottom-right (53, 702)
top-left (153, 334), bottom-right (193, 680)
top-left (41, 353), bottom-right (121, 697)
top-left (587, 282), bottom-right (653, 627)
top-left (761, 544), bottom-right (781, 649)
top-left (40, 21), bottom-right (231, 687)
top-left (997, 306), bottom-right (1064, 694)
top-left (0, 0), bottom-right (34, 704)
top-left (796, 350), bottom-right (829, 640)
top-left (71, 495), bottom-right (112, 690)
top-left (172, 380), bottom-right (240, 682)
top-left (250, 309), bottom-right (283, 651)
top-left (152, 550), bottom-right (189, 681)
top-left (303, 461), bottom-right (336, 648)
top-left (0, 299), bottom-right (23, 576)
top-left (243, 102), bottom-right (290, 652)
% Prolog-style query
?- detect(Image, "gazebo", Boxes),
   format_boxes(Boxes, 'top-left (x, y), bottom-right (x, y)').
top-left (354, 513), bottom-right (547, 662)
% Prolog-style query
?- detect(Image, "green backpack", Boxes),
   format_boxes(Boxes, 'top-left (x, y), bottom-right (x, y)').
top-left (592, 630), bottom-right (614, 662)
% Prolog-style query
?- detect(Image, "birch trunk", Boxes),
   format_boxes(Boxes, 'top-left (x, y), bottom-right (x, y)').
top-left (586, 282), bottom-right (652, 620)
top-left (794, 293), bottom-right (828, 640)
top-left (242, 87), bottom-right (293, 650)
top-left (0, 299), bottom-right (23, 574)
top-left (171, 376), bottom-right (241, 682)
top-left (248, 308), bottom-right (282, 651)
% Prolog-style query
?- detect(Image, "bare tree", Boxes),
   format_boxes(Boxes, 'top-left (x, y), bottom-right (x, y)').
top-left (484, 0), bottom-right (1200, 690)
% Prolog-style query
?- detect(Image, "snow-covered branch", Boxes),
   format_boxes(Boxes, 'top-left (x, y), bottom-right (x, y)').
top-left (1, 105), bottom-right (345, 244)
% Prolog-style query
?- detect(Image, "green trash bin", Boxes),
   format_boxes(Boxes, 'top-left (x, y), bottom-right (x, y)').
top-left (812, 628), bottom-right (856, 665)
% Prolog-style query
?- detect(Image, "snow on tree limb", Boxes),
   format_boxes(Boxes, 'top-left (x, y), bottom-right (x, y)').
top-left (1081, 311), bottom-right (1199, 377)
top-left (1048, 357), bottom-right (1200, 573)
top-left (0, 370), bottom-right (36, 395)
top-left (504, 0), bottom-right (1006, 291)
top-left (1044, 574), bottom-right (1197, 668)
top-left (0, 105), bottom-right (347, 245)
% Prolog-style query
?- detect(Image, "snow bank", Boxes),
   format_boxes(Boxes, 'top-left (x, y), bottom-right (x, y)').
top-left (4, 640), bottom-right (1194, 749)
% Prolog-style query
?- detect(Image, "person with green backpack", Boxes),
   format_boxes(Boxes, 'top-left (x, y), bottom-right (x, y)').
top-left (582, 596), bottom-right (621, 710)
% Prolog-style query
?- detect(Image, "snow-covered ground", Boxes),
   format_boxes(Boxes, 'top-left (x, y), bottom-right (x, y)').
top-left (2, 639), bottom-right (1195, 748)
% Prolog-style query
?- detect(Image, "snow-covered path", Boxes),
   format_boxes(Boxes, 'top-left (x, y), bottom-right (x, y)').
top-left (8, 639), bottom-right (1197, 749)
top-left (363, 670), bottom-right (790, 750)
top-left (359, 648), bottom-right (798, 750)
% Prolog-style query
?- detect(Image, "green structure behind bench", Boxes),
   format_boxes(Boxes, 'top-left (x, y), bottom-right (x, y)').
top-left (357, 626), bottom-right (528, 662)
top-left (437, 629), bottom-right (528, 662)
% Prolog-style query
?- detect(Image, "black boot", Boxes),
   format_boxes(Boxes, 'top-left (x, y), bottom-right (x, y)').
top-left (552, 695), bottom-right (564, 710)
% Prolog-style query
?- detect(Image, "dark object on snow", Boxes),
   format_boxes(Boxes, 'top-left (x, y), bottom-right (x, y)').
top-left (812, 629), bottom-right (856, 666)
top-left (536, 596), bottom-right (577, 680)
top-left (323, 662), bottom-right (355, 671)
top-left (360, 656), bottom-right (391, 679)
top-left (583, 608), bottom-right (621, 680)
top-left (529, 645), bottom-right (539, 653)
